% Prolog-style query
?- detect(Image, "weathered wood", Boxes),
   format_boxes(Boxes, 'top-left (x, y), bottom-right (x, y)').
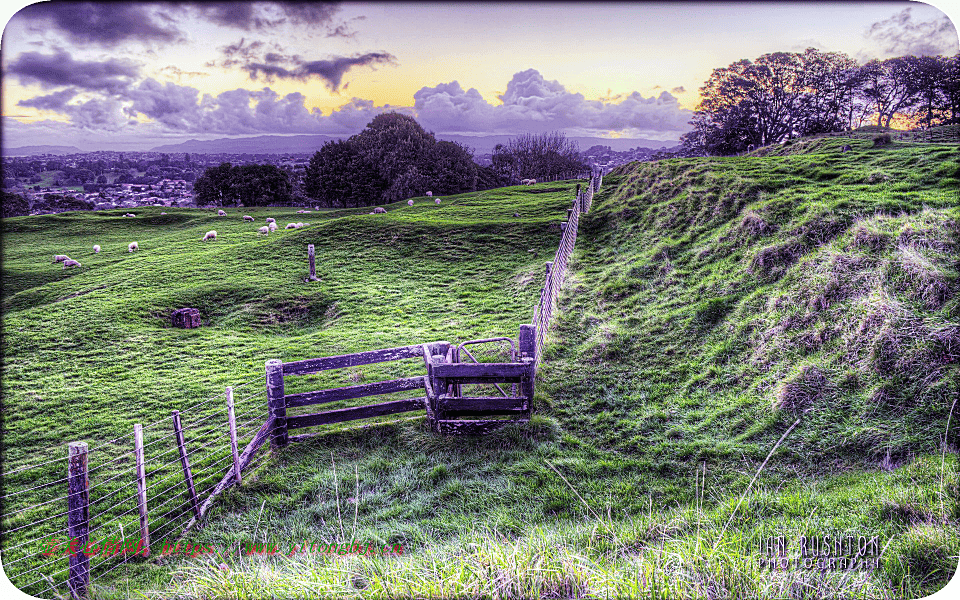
top-left (282, 344), bottom-right (427, 375)
top-left (435, 419), bottom-right (526, 435)
top-left (67, 442), bottom-right (90, 599)
top-left (285, 376), bottom-right (425, 408)
top-left (421, 346), bottom-right (437, 423)
top-left (266, 359), bottom-right (287, 449)
top-left (437, 396), bottom-right (527, 414)
top-left (519, 324), bottom-right (536, 362)
top-left (286, 397), bottom-right (425, 429)
top-left (171, 410), bottom-right (201, 520)
top-left (133, 425), bottom-right (150, 558)
top-left (307, 244), bottom-right (319, 281)
top-left (180, 417), bottom-right (273, 536)
top-left (226, 387), bottom-right (241, 485)
top-left (432, 362), bottom-right (532, 384)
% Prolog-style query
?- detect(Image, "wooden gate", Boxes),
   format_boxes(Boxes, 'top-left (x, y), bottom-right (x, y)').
top-left (265, 324), bottom-right (537, 443)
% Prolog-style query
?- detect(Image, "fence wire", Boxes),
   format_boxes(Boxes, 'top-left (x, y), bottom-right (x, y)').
top-left (531, 172), bottom-right (602, 367)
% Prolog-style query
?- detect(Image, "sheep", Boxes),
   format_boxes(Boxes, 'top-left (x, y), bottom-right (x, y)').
top-left (258, 226), bottom-right (270, 235)
top-left (268, 222), bottom-right (278, 231)
top-left (243, 215), bottom-right (254, 221)
top-left (160, 212), bottom-right (167, 215)
top-left (408, 199), bottom-right (414, 206)
top-left (265, 217), bottom-right (276, 224)
top-left (435, 198), bottom-right (441, 205)
top-left (53, 254), bottom-right (69, 263)
top-left (62, 259), bottom-right (81, 269)
top-left (296, 209), bottom-right (312, 214)
top-left (296, 222), bottom-right (304, 228)
top-left (217, 209), bottom-right (226, 216)
top-left (373, 207), bottom-right (387, 214)
top-left (93, 245), bottom-right (101, 253)
top-left (202, 230), bottom-right (217, 241)
top-left (124, 213), bottom-right (136, 217)
top-left (285, 223), bottom-right (297, 229)
top-left (128, 242), bottom-right (138, 252)
top-left (528, 178), bottom-right (537, 185)
top-left (425, 191), bottom-right (433, 197)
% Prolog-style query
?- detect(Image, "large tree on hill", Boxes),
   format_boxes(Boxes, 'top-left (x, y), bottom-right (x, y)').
top-left (304, 113), bottom-right (479, 206)
top-left (193, 163), bottom-right (292, 206)
top-left (2, 191), bottom-right (30, 218)
top-left (193, 162), bottom-right (235, 205)
top-left (859, 57), bottom-right (919, 128)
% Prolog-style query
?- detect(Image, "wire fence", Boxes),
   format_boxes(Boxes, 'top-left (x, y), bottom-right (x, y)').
top-left (0, 375), bottom-right (271, 598)
top-left (531, 170), bottom-right (603, 365)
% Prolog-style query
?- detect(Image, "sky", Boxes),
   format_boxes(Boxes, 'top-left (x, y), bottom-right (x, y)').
top-left (1, 1), bottom-right (958, 151)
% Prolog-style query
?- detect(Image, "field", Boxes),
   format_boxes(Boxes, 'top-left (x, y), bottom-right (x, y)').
top-left (2, 131), bottom-right (958, 599)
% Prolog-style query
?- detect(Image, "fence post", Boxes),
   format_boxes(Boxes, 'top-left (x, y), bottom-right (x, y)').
top-left (544, 262), bottom-right (553, 322)
top-left (307, 244), bottom-right (319, 281)
top-left (133, 425), bottom-right (150, 557)
top-left (226, 387), bottom-right (241, 485)
top-left (519, 324), bottom-right (536, 363)
top-left (67, 442), bottom-right (89, 599)
top-left (171, 410), bottom-right (201, 521)
top-left (266, 359), bottom-right (288, 449)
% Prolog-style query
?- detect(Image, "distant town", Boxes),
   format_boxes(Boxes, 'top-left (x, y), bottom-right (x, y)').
top-left (2, 142), bottom-right (680, 216)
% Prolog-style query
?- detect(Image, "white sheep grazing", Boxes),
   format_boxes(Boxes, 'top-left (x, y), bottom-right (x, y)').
top-left (62, 259), bottom-right (81, 269)
top-left (426, 191), bottom-right (433, 197)
top-left (258, 226), bottom-right (270, 235)
top-left (529, 178), bottom-right (537, 185)
top-left (53, 254), bottom-right (69, 263)
top-left (296, 222), bottom-right (304, 228)
top-left (265, 217), bottom-right (276, 224)
top-left (217, 209), bottom-right (226, 216)
top-left (407, 199), bottom-right (414, 206)
top-left (243, 215), bottom-right (254, 221)
top-left (161, 212), bottom-right (167, 215)
top-left (435, 198), bottom-right (441, 205)
top-left (125, 213), bottom-right (136, 217)
top-left (373, 207), bottom-right (387, 214)
top-left (128, 242), bottom-right (138, 252)
top-left (268, 222), bottom-right (278, 231)
top-left (93, 245), bottom-right (101, 253)
top-left (202, 230), bottom-right (217, 241)
top-left (285, 223), bottom-right (297, 229)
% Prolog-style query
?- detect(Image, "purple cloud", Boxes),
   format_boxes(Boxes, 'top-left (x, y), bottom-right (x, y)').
top-left (7, 49), bottom-right (140, 94)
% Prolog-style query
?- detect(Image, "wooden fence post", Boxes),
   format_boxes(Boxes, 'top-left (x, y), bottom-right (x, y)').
top-left (307, 244), bottom-right (319, 281)
top-left (266, 359), bottom-right (288, 449)
top-left (171, 411), bottom-right (201, 521)
top-left (519, 324), bottom-right (536, 363)
top-left (133, 425), bottom-right (150, 557)
top-left (226, 387), bottom-right (241, 485)
top-left (67, 442), bottom-right (90, 599)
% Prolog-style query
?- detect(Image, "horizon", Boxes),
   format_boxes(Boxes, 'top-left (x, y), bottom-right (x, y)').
top-left (2, 1), bottom-right (959, 152)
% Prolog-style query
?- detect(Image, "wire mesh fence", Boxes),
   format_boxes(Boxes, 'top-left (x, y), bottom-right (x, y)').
top-left (531, 171), bottom-right (602, 365)
top-left (0, 376), bottom-right (270, 598)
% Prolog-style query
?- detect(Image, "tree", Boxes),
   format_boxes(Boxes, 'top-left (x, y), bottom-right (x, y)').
top-left (229, 164), bottom-right (292, 206)
top-left (491, 131), bottom-right (586, 181)
top-left (859, 57), bottom-right (918, 128)
top-left (193, 163), bottom-right (234, 205)
top-left (2, 191), bottom-right (30, 218)
top-left (425, 141), bottom-right (477, 195)
top-left (305, 140), bottom-right (386, 207)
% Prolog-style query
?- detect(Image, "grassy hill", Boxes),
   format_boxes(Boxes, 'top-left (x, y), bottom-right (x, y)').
top-left (1, 132), bottom-right (958, 599)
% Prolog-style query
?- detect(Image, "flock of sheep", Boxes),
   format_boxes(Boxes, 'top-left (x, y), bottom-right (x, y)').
top-left (51, 195), bottom-right (443, 271)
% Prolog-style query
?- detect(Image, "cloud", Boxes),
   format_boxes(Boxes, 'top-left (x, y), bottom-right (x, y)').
top-left (671, 86), bottom-right (686, 94)
top-left (864, 8), bottom-right (959, 57)
top-left (413, 69), bottom-right (692, 137)
top-left (244, 52), bottom-right (398, 91)
top-left (188, 1), bottom-right (341, 30)
top-left (7, 49), bottom-right (140, 94)
top-left (13, 68), bottom-right (690, 140)
top-left (15, 2), bottom-right (182, 46)
top-left (17, 88), bottom-right (78, 111)
top-left (159, 66), bottom-right (210, 81)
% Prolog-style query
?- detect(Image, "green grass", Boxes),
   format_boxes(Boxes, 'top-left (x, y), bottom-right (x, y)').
top-left (2, 133), bottom-right (958, 599)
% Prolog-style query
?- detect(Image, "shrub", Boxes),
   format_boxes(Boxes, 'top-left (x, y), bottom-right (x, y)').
top-left (873, 134), bottom-right (892, 147)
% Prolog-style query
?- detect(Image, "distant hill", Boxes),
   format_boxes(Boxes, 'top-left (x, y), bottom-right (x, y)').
top-left (3, 145), bottom-right (84, 156)
top-left (149, 133), bottom-right (677, 155)
top-left (149, 134), bottom-right (346, 154)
